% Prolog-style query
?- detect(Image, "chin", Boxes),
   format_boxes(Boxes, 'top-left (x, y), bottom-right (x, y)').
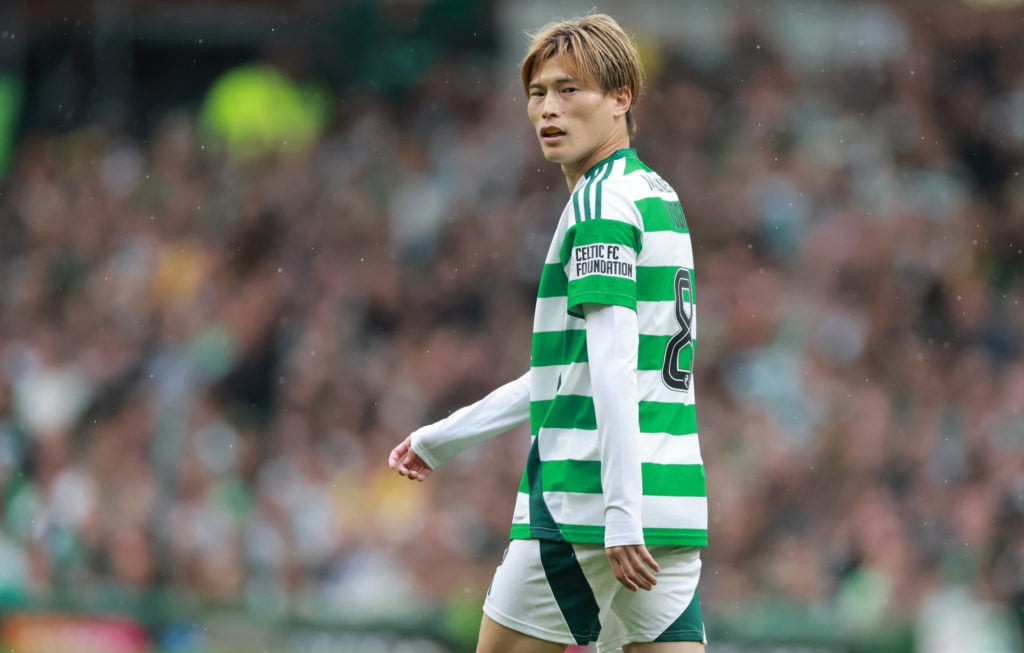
top-left (540, 148), bottom-right (573, 164)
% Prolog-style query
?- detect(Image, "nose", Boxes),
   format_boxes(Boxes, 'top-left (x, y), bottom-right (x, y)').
top-left (541, 93), bottom-right (561, 118)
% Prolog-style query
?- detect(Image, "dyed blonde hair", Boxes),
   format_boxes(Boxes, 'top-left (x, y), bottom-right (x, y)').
top-left (521, 13), bottom-right (646, 138)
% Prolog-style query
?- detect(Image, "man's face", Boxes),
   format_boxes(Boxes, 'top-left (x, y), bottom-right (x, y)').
top-left (527, 54), bottom-right (626, 169)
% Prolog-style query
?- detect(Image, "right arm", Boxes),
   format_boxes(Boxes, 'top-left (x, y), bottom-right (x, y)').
top-left (389, 371), bottom-right (531, 480)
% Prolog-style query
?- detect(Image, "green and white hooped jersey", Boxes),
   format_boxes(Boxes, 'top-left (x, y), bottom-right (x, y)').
top-left (510, 148), bottom-right (707, 548)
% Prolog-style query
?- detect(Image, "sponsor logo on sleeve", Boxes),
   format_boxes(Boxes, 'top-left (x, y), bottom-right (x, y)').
top-left (569, 243), bottom-right (636, 282)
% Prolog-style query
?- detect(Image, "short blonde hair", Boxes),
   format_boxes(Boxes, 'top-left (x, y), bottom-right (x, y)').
top-left (521, 13), bottom-right (646, 138)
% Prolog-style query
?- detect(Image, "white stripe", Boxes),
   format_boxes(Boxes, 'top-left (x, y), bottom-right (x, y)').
top-left (611, 156), bottom-right (626, 179)
top-left (587, 165), bottom-right (600, 220)
top-left (542, 493), bottom-right (708, 532)
top-left (532, 301), bottom-right (696, 348)
top-left (642, 495), bottom-right (708, 530)
top-left (641, 432), bottom-right (703, 463)
top-left (532, 361), bottom-right (697, 407)
top-left (530, 365), bottom-right (564, 402)
top-left (538, 428), bottom-right (702, 465)
top-left (617, 171), bottom-right (680, 203)
top-left (556, 365), bottom-right (591, 397)
top-left (512, 491), bottom-right (530, 523)
top-left (531, 366), bottom-right (696, 408)
top-left (637, 300), bottom-right (697, 337)
top-left (639, 371), bottom-right (697, 407)
top-left (537, 428), bottom-right (600, 461)
top-left (533, 285), bottom-right (697, 334)
top-left (533, 296), bottom-right (584, 332)
top-left (543, 491), bottom-right (603, 528)
top-left (640, 232), bottom-right (693, 269)
top-left (529, 364), bottom-right (593, 403)
top-left (544, 213), bottom-right (571, 264)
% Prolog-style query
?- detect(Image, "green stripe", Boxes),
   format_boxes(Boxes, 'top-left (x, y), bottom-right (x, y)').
top-left (530, 397), bottom-right (698, 436)
top-left (572, 185), bottom-right (583, 224)
top-left (563, 220), bottom-right (641, 250)
top-left (567, 277), bottom-right (636, 313)
top-left (530, 394), bottom-right (596, 435)
top-left (537, 460), bottom-right (705, 496)
top-left (532, 331), bottom-right (682, 370)
top-left (539, 540), bottom-right (602, 643)
top-left (642, 463), bottom-right (706, 496)
top-left (511, 522), bottom-right (708, 547)
top-left (532, 327), bottom-right (694, 369)
top-left (539, 459), bottom-right (603, 493)
top-left (531, 329), bottom-right (586, 367)
top-left (637, 197), bottom-right (689, 233)
top-left (640, 334), bottom-right (694, 373)
top-left (582, 172), bottom-right (595, 221)
top-left (594, 161), bottom-right (613, 220)
top-left (640, 401), bottom-right (699, 435)
top-left (538, 263), bottom-right (568, 298)
top-left (641, 527), bottom-right (708, 546)
top-left (637, 267), bottom-right (686, 302)
top-left (656, 588), bottom-right (704, 642)
top-left (623, 156), bottom-right (651, 175)
top-left (639, 334), bottom-right (668, 370)
top-left (509, 522), bottom-right (531, 539)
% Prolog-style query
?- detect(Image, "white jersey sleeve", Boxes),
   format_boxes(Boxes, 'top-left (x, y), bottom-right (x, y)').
top-left (410, 372), bottom-right (531, 470)
top-left (583, 302), bottom-right (644, 547)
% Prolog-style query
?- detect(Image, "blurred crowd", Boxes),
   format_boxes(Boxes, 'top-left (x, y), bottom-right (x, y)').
top-left (0, 0), bottom-right (1022, 646)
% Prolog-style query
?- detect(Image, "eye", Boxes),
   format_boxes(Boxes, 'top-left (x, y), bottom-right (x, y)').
top-left (530, 90), bottom-right (545, 98)
top-left (562, 86), bottom-right (578, 94)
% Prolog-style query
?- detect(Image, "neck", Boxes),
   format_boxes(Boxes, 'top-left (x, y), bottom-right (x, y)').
top-left (562, 135), bottom-right (631, 191)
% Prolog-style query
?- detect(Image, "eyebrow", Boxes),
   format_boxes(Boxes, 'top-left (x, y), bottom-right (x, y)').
top-left (528, 76), bottom-right (580, 91)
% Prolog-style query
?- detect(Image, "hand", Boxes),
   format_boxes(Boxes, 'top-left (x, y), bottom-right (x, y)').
top-left (388, 435), bottom-right (433, 481)
top-left (606, 544), bottom-right (660, 592)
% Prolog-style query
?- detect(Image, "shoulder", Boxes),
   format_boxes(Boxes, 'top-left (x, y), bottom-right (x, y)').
top-left (568, 175), bottom-right (642, 229)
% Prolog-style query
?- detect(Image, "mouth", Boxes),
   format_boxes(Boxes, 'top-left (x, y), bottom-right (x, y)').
top-left (540, 126), bottom-right (566, 142)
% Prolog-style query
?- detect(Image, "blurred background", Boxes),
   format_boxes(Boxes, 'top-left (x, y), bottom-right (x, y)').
top-left (0, 0), bottom-right (1022, 651)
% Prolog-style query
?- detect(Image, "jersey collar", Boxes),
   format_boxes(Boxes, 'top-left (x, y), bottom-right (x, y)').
top-left (583, 148), bottom-right (637, 180)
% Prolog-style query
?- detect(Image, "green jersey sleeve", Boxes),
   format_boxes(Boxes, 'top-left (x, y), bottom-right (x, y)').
top-left (560, 218), bottom-right (643, 318)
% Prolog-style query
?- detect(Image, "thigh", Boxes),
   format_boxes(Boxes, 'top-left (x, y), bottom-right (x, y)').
top-left (477, 614), bottom-right (567, 653)
top-left (482, 539), bottom-right (599, 646)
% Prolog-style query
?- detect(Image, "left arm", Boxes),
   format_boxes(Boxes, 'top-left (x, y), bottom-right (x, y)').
top-left (583, 302), bottom-right (660, 592)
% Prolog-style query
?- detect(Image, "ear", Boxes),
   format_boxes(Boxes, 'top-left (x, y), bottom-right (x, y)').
top-left (611, 86), bottom-right (632, 119)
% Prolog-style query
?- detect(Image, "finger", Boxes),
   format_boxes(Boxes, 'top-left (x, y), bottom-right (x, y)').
top-left (616, 566), bottom-right (640, 592)
top-left (631, 552), bottom-right (658, 589)
top-left (609, 555), bottom-right (640, 592)
top-left (633, 563), bottom-right (657, 590)
top-left (393, 454), bottom-right (409, 475)
top-left (625, 561), bottom-right (654, 590)
top-left (402, 455), bottom-right (425, 478)
top-left (639, 546), bottom-right (661, 573)
top-left (388, 441), bottom-right (409, 469)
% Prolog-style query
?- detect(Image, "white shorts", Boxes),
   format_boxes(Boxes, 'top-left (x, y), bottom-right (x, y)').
top-left (483, 539), bottom-right (705, 652)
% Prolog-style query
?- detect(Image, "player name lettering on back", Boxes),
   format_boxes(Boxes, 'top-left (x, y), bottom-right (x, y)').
top-left (570, 243), bottom-right (636, 281)
top-left (641, 172), bottom-right (673, 194)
